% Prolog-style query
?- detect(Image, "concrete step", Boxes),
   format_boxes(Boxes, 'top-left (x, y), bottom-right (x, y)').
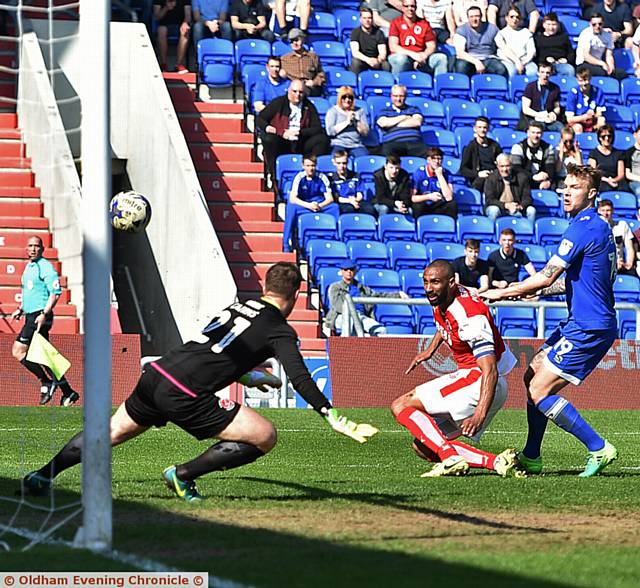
top-left (0, 171), bottom-right (34, 187)
top-left (173, 97), bottom-right (244, 116)
top-left (0, 246), bottom-right (58, 259)
top-left (0, 187), bottom-right (41, 198)
top-left (229, 262), bottom-right (308, 293)
top-left (0, 287), bottom-right (70, 304)
top-left (199, 172), bottom-right (264, 195)
top-left (0, 301), bottom-right (77, 316)
top-left (183, 130), bottom-right (254, 145)
top-left (180, 117), bottom-right (244, 134)
top-left (0, 113), bottom-right (17, 128)
top-left (299, 337), bottom-right (327, 352)
top-left (224, 250), bottom-right (295, 263)
top-left (0, 231), bottom-right (51, 248)
top-left (205, 189), bottom-right (274, 204)
top-left (209, 202), bottom-right (274, 223)
top-left (193, 158), bottom-right (263, 174)
top-left (215, 219), bottom-right (282, 233)
top-left (291, 321), bottom-right (321, 339)
top-left (0, 129), bottom-right (21, 140)
top-left (0, 316), bottom-right (80, 334)
top-left (0, 141), bottom-right (23, 157)
top-left (0, 200), bottom-right (43, 217)
top-left (0, 216), bottom-right (48, 229)
top-left (0, 156), bottom-right (31, 168)
top-left (219, 232), bottom-right (283, 253)
top-left (163, 72), bottom-right (197, 84)
top-left (189, 144), bottom-right (255, 164)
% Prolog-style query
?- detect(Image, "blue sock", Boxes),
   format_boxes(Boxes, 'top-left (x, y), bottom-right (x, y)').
top-left (523, 400), bottom-right (548, 459)
top-left (536, 395), bottom-right (605, 452)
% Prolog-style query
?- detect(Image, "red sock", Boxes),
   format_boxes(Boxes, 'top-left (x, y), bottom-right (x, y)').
top-left (396, 408), bottom-right (457, 461)
top-left (450, 440), bottom-right (496, 470)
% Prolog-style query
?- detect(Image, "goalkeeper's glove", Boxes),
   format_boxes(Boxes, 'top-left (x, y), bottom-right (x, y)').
top-left (324, 408), bottom-right (379, 443)
top-left (238, 369), bottom-right (283, 393)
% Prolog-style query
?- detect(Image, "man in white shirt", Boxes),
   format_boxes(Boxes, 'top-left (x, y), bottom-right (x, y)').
top-left (597, 199), bottom-right (637, 275)
top-left (576, 12), bottom-right (627, 80)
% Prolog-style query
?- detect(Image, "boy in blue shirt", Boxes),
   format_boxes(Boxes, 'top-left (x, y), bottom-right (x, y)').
top-left (483, 164), bottom-right (618, 477)
top-left (565, 66), bottom-right (607, 134)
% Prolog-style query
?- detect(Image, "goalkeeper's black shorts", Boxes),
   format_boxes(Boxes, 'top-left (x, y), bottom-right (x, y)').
top-left (125, 363), bottom-right (241, 440)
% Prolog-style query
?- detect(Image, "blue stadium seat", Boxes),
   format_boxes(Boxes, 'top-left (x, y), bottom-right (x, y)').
top-left (357, 268), bottom-right (401, 292)
top-left (592, 76), bottom-right (621, 105)
top-left (492, 128), bottom-right (527, 153)
top-left (508, 74), bottom-right (536, 102)
top-left (347, 239), bottom-right (388, 268)
top-left (375, 304), bottom-right (414, 328)
top-left (455, 126), bottom-right (477, 158)
top-left (400, 268), bottom-right (425, 298)
top-left (234, 39), bottom-right (270, 69)
top-left (543, 307), bottom-right (569, 337)
top-left (535, 217), bottom-right (569, 245)
top-left (384, 324), bottom-right (415, 334)
top-left (521, 244), bottom-right (547, 270)
top-left (613, 131), bottom-right (635, 152)
top-left (479, 242), bottom-right (500, 258)
top-left (542, 131), bottom-right (561, 147)
top-left (335, 9), bottom-right (359, 42)
top-left (621, 77), bottom-right (640, 106)
top-left (400, 156), bottom-right (427, 175)
top-left (471, 74), bottom-right (508, 101)
top-left (353, 154), bottom-right (386, 183)
top-left (457, 215), bottom-right (495, 241)
top-left (631, 104), bottom-right (640, 128)
top-left (308, 96), bottom-right (330, 122)
top-left (271, 39), bottom-right (290, 57)
top-left (442, 155), bottom-right (465, 184)
top-left (495, 217), bottom-right (535, 243)
top-left (421, 128), bottom-right (457, 156)
top-left (627, 218), bottom-right (639, 232)
top-left (241, 64), bottom-right (267, 112)
top-left (307, 12), bottom-right (338, 41)
top-left (316, 266), bottom-right (343, 308)
top-left (338, 213), bottom-right (378, 241)
top-left (614, 48), bottom-right (635, 74)
top-left (367, 96), bottom-right (392, 135)
top-left (443, 98), bottom-right (482, 131)
top-left (598, 191), bottom-right (638, 218)
top-left (397, 71), bottom-right (433, 97)
top-left (416, 214), bottom-right (456, 243)
top-left (617, 309), bottom-right (637, 339)
top-left (613, 274), bottom-right (640, 303)
top-left (480, 99), bottom-right (520, 128)
top-left (315, 154), bottom-right (335, 175)
top-left (297, 213), bottom-right (337, 249)
top-left (606, 105), bottom-right (634, 132)
top-left (544, 244), bottom-right (557, 260)
top-left (275, 154), bottom-right (303, 187)
top-left (532, 189), bottom-right (561, 217)
top-left (545, 0), bottom-right (581, 16)
top-left (307, 239), bottom-right (348, 274)
top-left (413, 306), bottom-right (436, 334)
top-left (549, 74), bottom-right (577, 102)
top-left (406, 97), bottom-right (446, 128)
top-left (558, 15), bottom-right (589, 45)
top-left (325, 67), bottom-right (357, 95)
top-left (495, 307), bottom-right (537, 334)
top-left (575, 132), bottom-right (598, 152)
top-left (358, 70), bottom-right (395, 98)
top-left (428, 242), bottom-right (465, 261)
top-left (311, 41), bottom-right (347, 67)
top-left (378, 214), bottom-right (416, 242)
top-left (387, 240), bottom-right (428, 270)
top-left (197, 39), bottom-right (234, 88)
top-left (455, 187), bottom-right (483, 215)
top-left (434, 73), bottom-right (470, 99)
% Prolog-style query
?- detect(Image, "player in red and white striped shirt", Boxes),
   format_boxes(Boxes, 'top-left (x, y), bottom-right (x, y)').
top-left (391, 259), bottom-right (521, 477)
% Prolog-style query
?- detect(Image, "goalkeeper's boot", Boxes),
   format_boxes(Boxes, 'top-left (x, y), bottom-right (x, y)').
top-left (516, 451), bottom-right (543, 475)
top-left (421, 455), bottom-right (469, 478)
top-left (493, 448), bottom-right (525, 478)
top-left (22, 471), bottom-right (51, 497)
top-left (578, 440), bottom-right (618, 478)
top-left (60, 390), bottom-right (80, 407)
top-left (39, 381), bottom-right (56, 406)
top-left (162, 466), bottom-right (204, 502)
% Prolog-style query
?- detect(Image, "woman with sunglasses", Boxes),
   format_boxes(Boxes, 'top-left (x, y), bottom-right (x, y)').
top-left (325, 86), bottom-right (370, 159)
top-left (495, 6), bottom-right (537, 78)
top-left (587, 124), bottom-right (630, 192)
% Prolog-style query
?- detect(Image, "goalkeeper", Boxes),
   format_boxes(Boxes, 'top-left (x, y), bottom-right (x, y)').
top-left (23, 262), bottom-right (377, 502)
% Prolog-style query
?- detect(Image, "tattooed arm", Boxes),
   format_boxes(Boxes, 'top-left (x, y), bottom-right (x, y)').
top-left (482, 260), bottom-right (565, 301)
top-left (539, 276), bottom-right (566, 296)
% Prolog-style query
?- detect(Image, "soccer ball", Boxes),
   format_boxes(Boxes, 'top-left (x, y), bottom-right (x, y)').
top-left (109, 191), bottom-right (151, 233)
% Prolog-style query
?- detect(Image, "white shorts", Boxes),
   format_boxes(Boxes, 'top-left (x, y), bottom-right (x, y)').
top-left (415, 367), bottom-right (508, 442)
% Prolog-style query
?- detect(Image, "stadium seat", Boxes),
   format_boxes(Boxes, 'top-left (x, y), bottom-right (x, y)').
top-left (375, 304), bottom-right (414, 329)
top-left (384, 324), bottom-right (415, 334)
top-left (558, 15), bottom-right (588, 44)
top-left (378, 214), bottom-right (416, 242)
top-left (271, 39), bottom-right (290, 57)
top-left (335, 9), bottom-right (359, 42)
top-left (400, 268), bottom-right (425, 298)
top-left (315, 154), bottom-right (335, 175)
top-left (347, 239), bottom-right (388, 269)
top-left (592, 76), bottom-right (621, 105)
top-left (387, 240), bottom-right (428, 270)
top-left (234, 39), bottom-right (270, 70)
top-left (406, 97), bottom-right (446, 128)
top-left (428, 242), bottom-right (465, 262)
top-left (307, 239), bottom-right (348, 274)
top-left (308, 96), bottom-right (330, 122)
top-left (457, 215), bottom-right (495, 242)
top-left (495, 217), bottom-right (535, 243)
top-left (470, 74), bottom-right (508, 101)
top-left (544, 243), bottom-right (557, 260)
top-left (397, 71), bottom-right (433, 97)
top-left (542, 131), bottom-right (561, 147)
top-left (606, 105), bottom-right (634, 132)
top-left (358, 70), bottom-right (395, 98)
top-left (400, 156), bottom-right (427, 175)
top-left (614, 48), bottom-right (635, 75)
top-left (455, 126), bottom-right (477, 158)
top-left (480, 99), bottom-right (520, 128)
top-left (508, 74), bottom-right (536, 102)
top-left (492, 128), bottom-right (527, 153)
top-left (311, 41), bottom-right (347, 68)
top-left (316, 266), bottom-right (343, 308)
top-left (241, 64), bottom-right (267, 112)
top-left (413, 305), bottom-right (436, 334)
top-left (434, 73), bottom-right (470, 99)
top-left (325, 67), bottom-right (357, 95)
top-left (545, 0), bottom-right (581, 16)
top-left (549, 74), bottom-right (577, 102)
top-left (621, 77), bottom-right (640, 106)
top-left (598, 191), bottom-right (638, 218)
top-left (495, 307), bottom-right (537, 334)
top-left (631, 103), bottom-right (640, 128)
top-left (535, 218), bottom-right (569, 245)
top-left (575, 132), bottom-right (598, 152)
top-left (479, 242), bottom-right (500, 258)
top-left (543, 307), bottom-right (569, 337)
top-left (197, 38), bottom-right (234, 90)
top-left (297, 213), bottom-right (337, 249)
top-left (357, 268), bottom-right (401, 292)
top-left (421, 128), bottom-right (457, 156)
top-left (617, 309), bottom-right (637, 340)
top-left (416, 214), bottom-right (456, 243)
top-left (307, 12), bottom-right (338, 41)
top-left (613, 274), bottom-right (640, 303)
top-left (532, 189), bottom-right (561, 217)
top-left (338, 213), bottom-right (378, 242)
top-left (442, 156), bottom-right (465, 184)
top-left (613, 131), bottom-right (635, 152)
top-left (367, 96), bottom-right (392, 134)
top-left (455, 187), bottom-right (483, 215)
top-left (627, 218), bottom-right (639, 232)
top-left (443, 98), bottom-right (482, 131)
top-left (353, 154), bottom-right (386, 183)
top-left (521, 244), bottom-right (547, 270)
top-left (275, 154), bottom-right (303, 188)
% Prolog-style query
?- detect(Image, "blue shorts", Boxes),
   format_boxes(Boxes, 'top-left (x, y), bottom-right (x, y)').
top-left (542, 321), bottom-right (616, 385)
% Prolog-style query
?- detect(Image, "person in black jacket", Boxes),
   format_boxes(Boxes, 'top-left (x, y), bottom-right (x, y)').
top-left (484, 153), bottom-right (536, 223)
top-left (534, 12), bottom-right (575, 77)
top-left (510, 121), bottom-right (556, 190)
top-left (373, 154), bottom-right (412, 216)
top-left (460, 117), bottom-right (502, 193)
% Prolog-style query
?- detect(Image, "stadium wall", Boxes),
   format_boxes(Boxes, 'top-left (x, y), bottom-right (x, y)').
top-left (329, 337), bottom-right (640, 409)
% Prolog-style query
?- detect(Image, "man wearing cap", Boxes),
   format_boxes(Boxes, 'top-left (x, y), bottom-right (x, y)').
top-left (324, 259), bottom-right (409, 337)
top-left (280, 28), bottom-right (326, 97)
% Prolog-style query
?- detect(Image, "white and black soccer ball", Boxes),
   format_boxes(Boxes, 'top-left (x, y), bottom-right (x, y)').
top-left (109, 191), bottom-right (151, 233)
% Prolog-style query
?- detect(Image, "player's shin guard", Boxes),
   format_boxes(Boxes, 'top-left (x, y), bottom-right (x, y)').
top-left (396, 408), bottom-right (457, 461)
top-left (20, 357), bottom-right (49, 383)
top-left (36, 432), bottom-right (83, 480)
top-left (523, 399), bottom-right (549, 459)
top-left (536, 395), bottom-right (604, 452)
top-left (176, 441), bottom-right (264, 481)
top-left (450, 441), bottom-right (496, 470)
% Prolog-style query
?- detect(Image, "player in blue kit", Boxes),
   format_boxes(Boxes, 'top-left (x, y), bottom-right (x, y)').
top-left (483, 164), bottom-right (618, 477)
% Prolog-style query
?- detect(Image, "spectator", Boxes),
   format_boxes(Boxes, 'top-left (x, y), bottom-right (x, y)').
top-left (585, 0), bottom-right (633, 48)
top-left (556, 126), bottom-right (583, 188)
top-left (229, 0), bottom-right (275, 42)
top-left (253, 56), bottom-right (289, 114)
top-left (624, 123), bottom-right (640, 199)
top-left (271, 0), bottom-right (310, 37)
top-left (633, 6), bottom-right (640, 77)
top-left (488, 0), bottom-right (539, 33)
top-left (323, 259), bottom-right (409, 337)
top-left (328, 150), bottom-right (377, 216)
top-left (280, 28), bottom-right (325, 97)
top-left (576, 12), bottom-right (627, 80)
top-left (451, 0), bottom-right (487, 28)
top-left (387, 0), bottom-right (448, 75)
top-left (597, 199), bottom-right (636, 275)
top-left (376, 84), bottom-right (427, 158)
top-left (373, 154), bottom-right (412, 216)
top-left (535, 12), bottom-right (575, 77)
top-left (484, 153), bottom-right (535, 223)
top-left (411, 147), bottom-right (458, 219)
top-left (282, 154), bottom-right (339, 252)
top-left (518, 63), bottom-right (563, 132)
top-left (349, 5), bottom-right (390, 74)
top-left (417, 0), bottom-right (455, 45)
top-left (192, 0), bottom-right (232, 50)
top-left (511, 121), bottom-right (556, 190)
top-left (588, 124), bottom-right (629, 193)
top-left (565, 66), bottom-right (607, 135)
top-left (369, 0), bottom-right (403, 37)
top-left (154, 1), bottom-right (191, 73)
top-left (453, 5), bottom-right (508, 77)
top-left (495, 5), bottom-right (537, 78)
top-left (488, 228), bottom-right (536, 288)
top-left (325, 86), bottom-right (370, 159)
top-left (460, 116), bottom-right (502, 192)
top-left (452, 238), bottom-right (490, 292)
top-left (256, 80), bottom-right (330, 189)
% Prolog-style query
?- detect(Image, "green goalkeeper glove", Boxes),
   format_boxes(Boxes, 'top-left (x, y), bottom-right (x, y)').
top-left (324, 408), bottom-right (379, 443)
top-left (238, 369), bottom-right (283, 393)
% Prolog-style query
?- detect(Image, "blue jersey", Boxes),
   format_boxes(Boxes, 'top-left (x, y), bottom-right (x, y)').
top-left (565, 85), bottom-right (606, 117)
top-left (551, 206), bottom-right (616, 330)
top-left (328, 170), bottom-right (364, 201)
top-left (377, 104), bottom-right (423, 144)
top-left (253, 77), bottom-right (289, 109)
top-left (21, 257), bottom-right (61, 313)
top-left (290, 171), bottom-right (331, 204)
top-left (412, 166), bottom-right (450, 195)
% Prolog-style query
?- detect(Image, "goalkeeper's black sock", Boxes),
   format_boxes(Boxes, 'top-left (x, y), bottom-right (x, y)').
top-left (176, 442), bottom-right (264, 481)
top-left (37, 432), bottom-right (83, 480)
top-left (57, 378), bottom-right (74, 395)
top-left (20, 358), bottom-right (49, 383)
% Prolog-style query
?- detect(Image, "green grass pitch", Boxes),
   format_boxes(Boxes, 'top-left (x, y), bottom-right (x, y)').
top-left (0, 407), bottom-right (639, 587)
